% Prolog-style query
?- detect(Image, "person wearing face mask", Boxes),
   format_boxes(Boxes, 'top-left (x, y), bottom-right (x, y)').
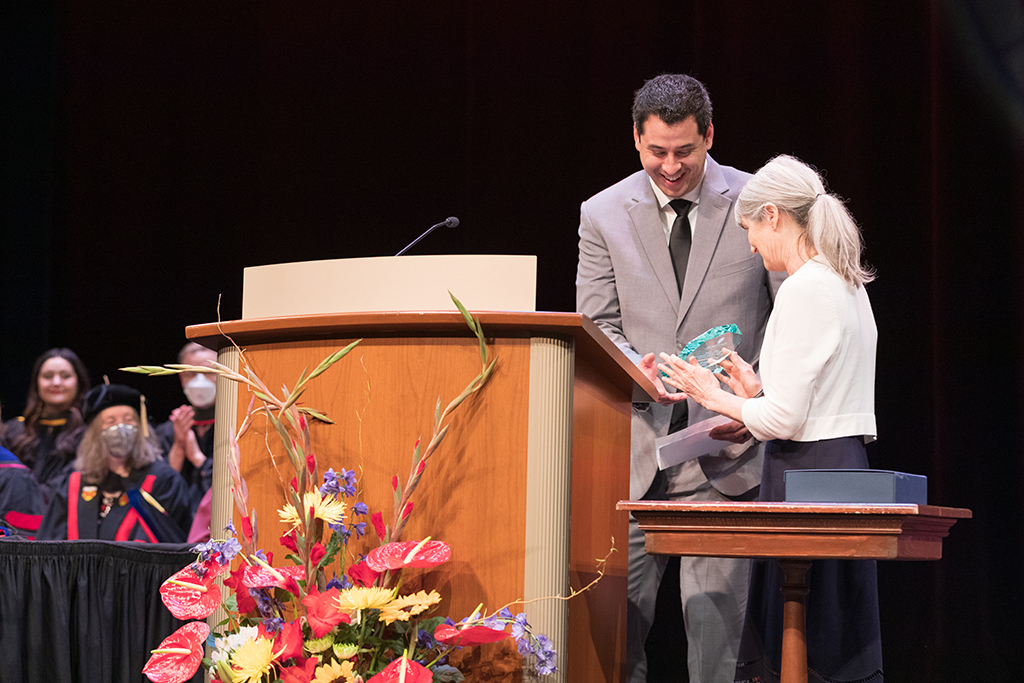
top-left (37, 384), bottom-right (191, 542)
top-left (155, 342), bottom-right (217, 513)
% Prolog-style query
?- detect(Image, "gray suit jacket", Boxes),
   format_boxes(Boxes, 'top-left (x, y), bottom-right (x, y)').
top-left (577, 155), bottom-right (782, 499)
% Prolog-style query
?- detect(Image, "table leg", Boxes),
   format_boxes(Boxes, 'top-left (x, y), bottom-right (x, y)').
top-left (778, 559), bottom-right (812, 683)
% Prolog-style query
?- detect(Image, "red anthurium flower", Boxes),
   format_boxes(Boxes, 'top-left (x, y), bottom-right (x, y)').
top-left (142, 621), bottom-right (210, 683)
top-left (434, 623), bottom-right (509, 647)
top-left (367, 656), bottom-right (433, 683)
top-left (241, 564), bottom-right (306, 591)
top-left (159, 560), bottom-right (229, 620)
top-left (309, 542), bottom-right (326, 567)
top-left (365, 539), bottom-right (450, 573)
top-left (279, 532), bottom-right (299, 554)
top-left (348, 560), bottom-right (381, 587)
top-left (279, 656), bottom-right (318, 683)
top-left (224, 563), bottom-right (257, 614)
top-left (371, 512), bottom-right (387, 540)
top-left (301, 588), bottom-right (350, 638)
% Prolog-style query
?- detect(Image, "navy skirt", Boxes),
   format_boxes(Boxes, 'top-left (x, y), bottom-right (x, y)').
top-left (735, 437), bottom-right (883, 683)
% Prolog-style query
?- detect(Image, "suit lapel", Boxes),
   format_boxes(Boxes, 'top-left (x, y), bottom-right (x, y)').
top-left (677, 155), bottom-right (730, 327)
top-left (627, 176), bottom-right (679, 310)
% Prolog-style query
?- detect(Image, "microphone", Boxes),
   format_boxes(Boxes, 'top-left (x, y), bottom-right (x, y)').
top-left (395, 217), bottom-right (460, 256)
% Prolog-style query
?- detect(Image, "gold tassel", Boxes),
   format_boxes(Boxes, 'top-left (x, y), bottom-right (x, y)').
top-left (140, 394), bottom-right (150, 439)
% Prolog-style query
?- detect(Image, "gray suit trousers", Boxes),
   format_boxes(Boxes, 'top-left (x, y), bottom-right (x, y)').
top-left (627, 470), bottom-right (755, 683)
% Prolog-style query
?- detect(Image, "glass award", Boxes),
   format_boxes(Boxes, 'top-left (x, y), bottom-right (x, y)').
top-left (675, 324), bottom-right (742, 375)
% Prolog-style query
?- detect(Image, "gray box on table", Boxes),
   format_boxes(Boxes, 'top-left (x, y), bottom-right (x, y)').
top-left (783, 469), bottom-right (927, 505)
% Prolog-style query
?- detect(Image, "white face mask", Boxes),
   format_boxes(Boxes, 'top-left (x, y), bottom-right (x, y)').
top-left (101, 423), bottom-right (138, 459)
top-left (183, 374), bottom-right (216, 409)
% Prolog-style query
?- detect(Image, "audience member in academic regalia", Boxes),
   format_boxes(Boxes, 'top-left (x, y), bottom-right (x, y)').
top-left (2, 348), bottom-right (91, 501)
top-left (0, 406), bottom-right (45, 537)
top-left (37, 384), bottom-right (192, 543)
top-left (155, 342), bottom-right (217, 513)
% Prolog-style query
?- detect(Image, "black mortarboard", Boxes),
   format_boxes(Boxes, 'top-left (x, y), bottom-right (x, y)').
top-left (81, 384), bottom-right (143, 426)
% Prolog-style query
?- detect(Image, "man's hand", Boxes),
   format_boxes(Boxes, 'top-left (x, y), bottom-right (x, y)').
top-left (708, 419), bottom-right (751, 444)
top-left (638, 353), bottom-right (688, 405)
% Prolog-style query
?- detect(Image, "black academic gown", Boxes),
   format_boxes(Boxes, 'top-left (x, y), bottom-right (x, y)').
top-left (0, 446), bottom-right (45, 536)
top-left (37, 459), bottom-right (191, 543)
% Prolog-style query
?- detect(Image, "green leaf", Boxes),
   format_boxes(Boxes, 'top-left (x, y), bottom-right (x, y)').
top-left (299, 406), bottom-right (334, 424)
top-left (449, 292), bottom-right (477, 335)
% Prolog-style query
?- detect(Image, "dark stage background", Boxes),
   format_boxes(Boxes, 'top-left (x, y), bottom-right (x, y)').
top-left (2, 1), bottom-right (1023, 681)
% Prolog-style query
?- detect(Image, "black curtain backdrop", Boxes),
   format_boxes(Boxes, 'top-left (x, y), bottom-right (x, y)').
top-left (2, 1), bottom-right (1022, 681)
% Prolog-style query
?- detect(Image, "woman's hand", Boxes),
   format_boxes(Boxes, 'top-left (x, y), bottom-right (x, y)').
top-left (718, 351), bottom-right (762, 399)
top-left (657, 353), bottom-right (722, 408)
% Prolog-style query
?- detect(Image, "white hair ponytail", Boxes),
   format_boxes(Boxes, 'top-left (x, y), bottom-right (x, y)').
top-left (735, 154), bottom-right (874, 287)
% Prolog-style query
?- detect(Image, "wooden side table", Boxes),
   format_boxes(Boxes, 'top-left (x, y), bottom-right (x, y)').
top-left (616, 501), bottom-right (971, 683)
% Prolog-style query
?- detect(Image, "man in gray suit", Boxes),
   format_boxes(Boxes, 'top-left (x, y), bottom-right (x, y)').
top-left (576, 74), bottom-right (782, 682)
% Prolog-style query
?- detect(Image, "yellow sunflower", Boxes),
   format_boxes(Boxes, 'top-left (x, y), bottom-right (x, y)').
top-left (335, 586), bottom-right (395, 612)
top-left (230, 637), bottom-right (276, 683)
top-left (379, 590), bottom-right (443, 625)
top-left (279, 491), bottom-right (346, 529)
top-left (312, 658), bottom-right (356, 683)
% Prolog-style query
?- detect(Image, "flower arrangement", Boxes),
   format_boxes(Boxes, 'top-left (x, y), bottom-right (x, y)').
top-left (127, 298), bottom-right (566, 683)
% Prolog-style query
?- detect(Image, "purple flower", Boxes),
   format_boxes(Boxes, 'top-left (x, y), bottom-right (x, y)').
top-left (252, 588), bottom-right (276, 618)
top-left (339, 468), bottom-right (357, 497)
top-left (320, 469), bottom-right (342, 497)
top-left (191, 537), bottom-right (242, 566)
top-left (223, 521), bottom-right (236, 537)
top-left (339, 574), bottom-right (353, 590)
top-left (351, 521), bottom-right (367, 538)
top-left (482, 615), bottom-right (504, 631)
top-left (263, 617), bottom-right (284, 633)
top-left (352, 502), bottom-right (368, 517)
top-left (510, 612), bottom-right (529, 640)
top-left (326, 576), bottom-right (343, 591)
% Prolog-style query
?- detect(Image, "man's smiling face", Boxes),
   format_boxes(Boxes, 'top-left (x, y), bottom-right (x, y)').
top-left (634, 114), bottom-right (713, 198)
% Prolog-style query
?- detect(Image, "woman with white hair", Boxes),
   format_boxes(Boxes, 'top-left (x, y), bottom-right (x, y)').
top-left (37, 384), bottom-right (191, 543)
top-left (659, 155), bottom-right (882, 683)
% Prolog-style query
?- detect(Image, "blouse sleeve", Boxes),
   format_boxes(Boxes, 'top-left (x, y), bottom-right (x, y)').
top-left (741, 275), bottom-right (841, 441)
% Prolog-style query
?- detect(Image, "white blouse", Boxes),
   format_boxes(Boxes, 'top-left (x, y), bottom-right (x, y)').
top-left (741, 257), bottom-right (877, 443)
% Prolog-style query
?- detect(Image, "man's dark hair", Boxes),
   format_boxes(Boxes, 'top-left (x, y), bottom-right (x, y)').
top-left (632, 74), bottom-right (713, 136)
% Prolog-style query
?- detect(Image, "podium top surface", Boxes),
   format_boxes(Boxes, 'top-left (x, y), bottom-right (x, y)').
top-left (187, 310), bottom-right (659, 402)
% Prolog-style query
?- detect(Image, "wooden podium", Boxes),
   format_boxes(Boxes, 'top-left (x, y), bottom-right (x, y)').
top-left (188, 308), bottom-right (655, 683)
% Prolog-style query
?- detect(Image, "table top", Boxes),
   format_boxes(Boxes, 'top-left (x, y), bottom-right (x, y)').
top-left (617, 500), bottom-right (972, 561)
